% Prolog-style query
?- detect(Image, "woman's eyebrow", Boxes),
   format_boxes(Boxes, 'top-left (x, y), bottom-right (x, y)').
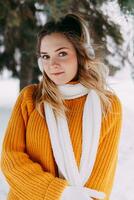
top-left (40, 47), bottom-right (69, 54)
top-left (55, 47), bottom-right (69, 52)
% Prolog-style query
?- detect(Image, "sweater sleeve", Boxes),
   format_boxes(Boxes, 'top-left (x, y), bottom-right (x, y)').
top-left (85, 94), bottom-right (122, 200)
top-left (1, 85), bottom-right (68, 200)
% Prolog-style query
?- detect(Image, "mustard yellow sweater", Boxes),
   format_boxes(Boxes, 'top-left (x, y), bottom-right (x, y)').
top-left (1, 84), bottom-right (122, 200)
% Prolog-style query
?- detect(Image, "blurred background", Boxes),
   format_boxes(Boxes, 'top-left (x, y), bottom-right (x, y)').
top-left (0, 0), bottom-right (134, 199)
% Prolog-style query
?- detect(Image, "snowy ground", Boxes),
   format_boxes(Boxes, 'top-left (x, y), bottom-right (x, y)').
top-left (0, 67), bottom-right (134, 200)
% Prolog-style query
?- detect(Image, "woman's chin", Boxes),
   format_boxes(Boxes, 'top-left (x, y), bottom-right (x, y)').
top-left (52, 79), bottom-right (70, 85)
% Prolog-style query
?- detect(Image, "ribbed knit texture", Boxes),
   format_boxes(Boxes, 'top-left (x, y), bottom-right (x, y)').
top-left (1, 84), bottom-right (122, 200)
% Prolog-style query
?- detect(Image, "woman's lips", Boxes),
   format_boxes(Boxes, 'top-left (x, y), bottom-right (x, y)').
top-left (51, 72), bottom-right (64, 76)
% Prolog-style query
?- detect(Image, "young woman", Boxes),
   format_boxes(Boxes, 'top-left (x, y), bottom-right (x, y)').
top-left (1, 14), bottom-right (122, 200)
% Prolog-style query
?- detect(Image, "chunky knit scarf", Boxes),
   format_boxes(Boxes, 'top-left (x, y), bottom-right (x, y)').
top-left (44, 83), bottom-right (105, 200)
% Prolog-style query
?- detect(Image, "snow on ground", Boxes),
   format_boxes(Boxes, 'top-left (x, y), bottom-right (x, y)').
top-left (108, 67), bottom-right (134, 200)
top-left (0, 67), bottom-right (134, 200)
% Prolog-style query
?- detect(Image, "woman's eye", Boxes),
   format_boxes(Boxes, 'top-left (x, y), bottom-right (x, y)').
top-left (41, 55), bottom-right (50, 60)
top-left (59, 52), bottom-right (67, 57)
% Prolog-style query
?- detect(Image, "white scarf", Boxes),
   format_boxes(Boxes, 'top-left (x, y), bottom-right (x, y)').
top-left (44, 83), bottom-right (105, 199)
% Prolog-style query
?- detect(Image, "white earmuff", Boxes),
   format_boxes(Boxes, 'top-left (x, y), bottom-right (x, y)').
top-left (38, 57), bottom-right (44, 73)
top-left (82, 22), bottom-right (95, 59)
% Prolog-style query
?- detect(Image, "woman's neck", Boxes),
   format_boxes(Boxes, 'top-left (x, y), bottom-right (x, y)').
top-left (67, 78), bottom-right (79, 85)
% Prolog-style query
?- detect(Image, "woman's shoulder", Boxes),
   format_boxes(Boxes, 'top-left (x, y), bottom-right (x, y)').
top-left (18, 83), bottom-right (38, 101)
top-left (16, 83), bottom-right (38, 108)
top-left (17, 84), bottom-right (39, 118)
top-left (106, 91), bottom-right (122, 116)
top-left (101, 91), bottom-right (122, 137)
top-left (20, 83), bottom-right (37, 95)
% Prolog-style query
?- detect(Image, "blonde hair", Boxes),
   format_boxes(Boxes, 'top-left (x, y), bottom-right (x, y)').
top-left (34, 13), bottom-right (114, 117)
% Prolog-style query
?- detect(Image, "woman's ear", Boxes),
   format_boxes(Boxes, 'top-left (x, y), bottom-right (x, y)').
top-left (38, 58), bottom-right (44, 73)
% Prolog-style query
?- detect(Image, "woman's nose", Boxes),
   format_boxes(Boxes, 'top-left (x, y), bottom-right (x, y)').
top-left (49, 58), bottom-right (59, 68)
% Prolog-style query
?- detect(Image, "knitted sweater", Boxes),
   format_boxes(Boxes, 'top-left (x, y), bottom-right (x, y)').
top-left (1, 84), bottom-right (122, 200)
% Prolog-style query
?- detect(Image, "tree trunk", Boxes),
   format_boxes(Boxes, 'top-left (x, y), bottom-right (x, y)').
top-left (19, 55), bottom-right (34, 90)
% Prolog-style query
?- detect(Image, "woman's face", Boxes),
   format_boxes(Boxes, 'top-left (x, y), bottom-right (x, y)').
top-left (39, 33), bottom-right (78, 85)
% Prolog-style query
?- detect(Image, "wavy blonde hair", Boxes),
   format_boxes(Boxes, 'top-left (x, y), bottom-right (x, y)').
top-left (34, 13), bottom-right (114, 117)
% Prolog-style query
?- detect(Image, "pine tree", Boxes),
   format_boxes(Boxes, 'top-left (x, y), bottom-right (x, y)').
top-left (0, 0), bottom-right (133, 89)
top-left (0, 0), bottom-right (40, 89)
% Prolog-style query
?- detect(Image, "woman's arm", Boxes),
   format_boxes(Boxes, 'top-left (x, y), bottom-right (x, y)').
top-left (85, 94), bottom-right (122, 200)
top-left (1, 86), bottom-right (68, 200)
